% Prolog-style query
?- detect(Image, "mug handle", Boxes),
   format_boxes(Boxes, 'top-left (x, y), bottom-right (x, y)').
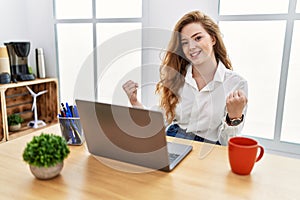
top-left (255, 145), bottom-right (264, 162)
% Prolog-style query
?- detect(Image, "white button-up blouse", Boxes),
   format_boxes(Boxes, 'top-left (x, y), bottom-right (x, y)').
top-left (173, 62), bottom-right (248, 145)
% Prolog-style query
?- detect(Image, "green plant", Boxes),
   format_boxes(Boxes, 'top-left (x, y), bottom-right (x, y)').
top-left (7, 114), bottom-right (24, 126)
top-left (23, 133), bottom-right (70, 167)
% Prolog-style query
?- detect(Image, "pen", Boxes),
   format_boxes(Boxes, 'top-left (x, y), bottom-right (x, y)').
top-left (66, 119), bottom-right (76, 144)
top-left (69, 105), bottom-right (75, 117)
top-left (61, 103), bottom-right (68, 116)
top-left (73, 105), bottom-right (79, 117)
top-left (60, 105), bottom-right (66, 117)
top-left (72, 105), bottom-right (82, 133)
top-left (69, 120), bottom-right (82, 144)
top-left (65, 102), bottom-right (72, 117)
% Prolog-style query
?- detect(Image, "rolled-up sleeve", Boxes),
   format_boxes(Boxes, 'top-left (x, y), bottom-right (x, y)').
top-left (218, 80), bottom-right (248, 145)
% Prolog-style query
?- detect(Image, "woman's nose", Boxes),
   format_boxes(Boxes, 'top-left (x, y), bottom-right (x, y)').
top-left (189, 40), bottom-right (197, 49)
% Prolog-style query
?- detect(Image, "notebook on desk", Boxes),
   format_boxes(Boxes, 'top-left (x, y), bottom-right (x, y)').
top-left (75, 99), bottom-right (192, 172)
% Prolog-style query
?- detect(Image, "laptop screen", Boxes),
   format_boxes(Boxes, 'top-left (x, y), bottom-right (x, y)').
top-left (76, 99), bottom-right (192, 172)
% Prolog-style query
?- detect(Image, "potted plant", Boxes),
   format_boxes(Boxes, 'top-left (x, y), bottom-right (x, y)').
top-left (22, 133), bottom-right (70, 180)
top-left (7, 113), bottom-right (24, 131)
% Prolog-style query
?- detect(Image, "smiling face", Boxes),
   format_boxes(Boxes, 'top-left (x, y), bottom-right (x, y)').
top-left (180, 22), bottom-right (216, 67)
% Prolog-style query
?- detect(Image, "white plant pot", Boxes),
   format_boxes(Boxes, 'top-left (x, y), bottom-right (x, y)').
top-left (9, 123), bottom-right (21, 132)
top-left (29, 162), bottom-right (64, 180)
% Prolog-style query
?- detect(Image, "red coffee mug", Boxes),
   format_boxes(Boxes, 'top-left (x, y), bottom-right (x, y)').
top-left (228, 137), bottom-right (264, 175)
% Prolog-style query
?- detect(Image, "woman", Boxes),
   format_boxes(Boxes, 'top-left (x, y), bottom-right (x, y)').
top-left (123, 10), bottom-right (248, 145)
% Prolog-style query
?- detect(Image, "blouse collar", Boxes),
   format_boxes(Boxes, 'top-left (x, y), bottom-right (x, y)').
top-left (185, 61), bottom-right (227, 91)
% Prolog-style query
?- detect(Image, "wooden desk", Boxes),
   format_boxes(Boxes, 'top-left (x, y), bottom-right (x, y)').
top-left (0, 124), bottom-right (300, 200)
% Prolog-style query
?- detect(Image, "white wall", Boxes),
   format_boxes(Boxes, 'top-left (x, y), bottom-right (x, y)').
top-left (26, 0), bottom-right (57, 78)
top-left (144, 0), bottom-right (218, 29)
top-left (0, 0), bottom-right (57, 78)
top-left (0, 0), bottom-right (28, 41)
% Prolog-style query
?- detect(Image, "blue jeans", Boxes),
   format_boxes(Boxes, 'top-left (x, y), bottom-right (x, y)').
top-left (166, 124), bottom-right (221, 145)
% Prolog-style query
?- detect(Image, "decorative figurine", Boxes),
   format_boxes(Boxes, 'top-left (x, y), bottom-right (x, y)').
top-left (26, 86), bottom-right (48, 128)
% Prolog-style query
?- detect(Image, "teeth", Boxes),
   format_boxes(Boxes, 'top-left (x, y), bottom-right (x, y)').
top-left (190, 51), bottom-right (200, 57)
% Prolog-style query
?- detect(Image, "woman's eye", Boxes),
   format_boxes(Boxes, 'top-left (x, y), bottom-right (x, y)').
top-left (195, 36), bottom-right (202, 41)
top-left (181, 41), bottom-right (188, 46)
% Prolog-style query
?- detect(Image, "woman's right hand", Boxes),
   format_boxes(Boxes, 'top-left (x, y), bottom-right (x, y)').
top-left (122, 80), bottom-right (142, 107)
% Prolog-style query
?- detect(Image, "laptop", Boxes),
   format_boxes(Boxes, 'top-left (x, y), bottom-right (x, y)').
top-left (75, 99), bottom-right (193, 172)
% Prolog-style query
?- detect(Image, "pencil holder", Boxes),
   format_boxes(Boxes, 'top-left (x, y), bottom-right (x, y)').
top-left (58, 117), bottom-right (85, 145)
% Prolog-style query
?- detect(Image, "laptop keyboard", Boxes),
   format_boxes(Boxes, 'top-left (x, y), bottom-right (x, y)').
top-left (168, 153), bottom-right (180, 163)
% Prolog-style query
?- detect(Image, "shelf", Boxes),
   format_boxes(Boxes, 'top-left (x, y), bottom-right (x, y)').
top-left (0, 78), bottom-right (59, 141)
top-left (8, 122), bottom-right (59, 140)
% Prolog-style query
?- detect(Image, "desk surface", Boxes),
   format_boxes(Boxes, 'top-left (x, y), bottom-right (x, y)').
top-left (1, 124), bottom-right (300, 200)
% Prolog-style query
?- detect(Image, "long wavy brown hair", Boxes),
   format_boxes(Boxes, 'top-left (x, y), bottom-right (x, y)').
top-left (156, 10), bottom-right (233, 124)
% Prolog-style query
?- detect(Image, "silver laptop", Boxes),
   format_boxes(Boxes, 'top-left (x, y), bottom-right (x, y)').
top-left (75, 99), bottom-right (192, 172)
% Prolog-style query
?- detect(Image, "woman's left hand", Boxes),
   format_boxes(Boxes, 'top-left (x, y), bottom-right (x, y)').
top-left (226, 90), bottom-right (248, 119)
